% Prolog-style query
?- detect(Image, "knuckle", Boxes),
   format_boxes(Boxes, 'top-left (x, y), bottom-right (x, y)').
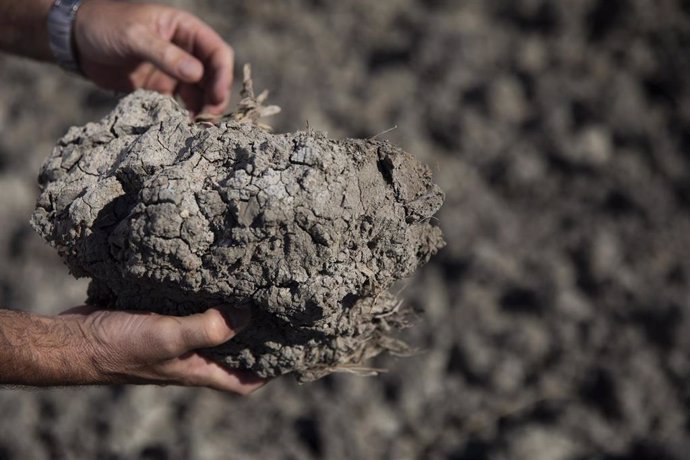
top-left (124, 22), bottom-right (147, 45)
top-left (160, 43), bottom-right (181, 66)
top-left (203, 311), bottom-right (232, 344)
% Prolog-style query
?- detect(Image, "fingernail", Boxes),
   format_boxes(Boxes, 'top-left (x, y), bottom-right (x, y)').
top-left (178, 59), bottom-right (201, 80)
top-left (223, 306), bottom-right (251, 332)
top-left (195, 112), bottom-right (217, 122)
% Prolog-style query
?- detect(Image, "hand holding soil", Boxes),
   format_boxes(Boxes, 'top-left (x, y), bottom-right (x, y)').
top-left (59, 305), bottom-right (265, 393)
top-left (0, 305), bottom-right (264, 394)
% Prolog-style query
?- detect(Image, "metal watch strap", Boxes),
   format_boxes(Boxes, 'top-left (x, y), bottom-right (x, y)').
top-left (47, 0), bottom-right (83, 73)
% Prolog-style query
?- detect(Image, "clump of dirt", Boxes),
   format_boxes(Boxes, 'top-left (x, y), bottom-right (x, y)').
top-left (30, 69), bottom-right (444, 382)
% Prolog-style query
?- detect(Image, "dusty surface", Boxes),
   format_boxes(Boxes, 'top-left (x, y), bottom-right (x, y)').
top-left (1, 0), bottom-right (690, 459)
top-left (31, 89), bottom-right (443, 381)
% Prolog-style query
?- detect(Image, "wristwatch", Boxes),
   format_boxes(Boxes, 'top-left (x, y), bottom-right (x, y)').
top-left (47, 0), bottom-right (83, 73)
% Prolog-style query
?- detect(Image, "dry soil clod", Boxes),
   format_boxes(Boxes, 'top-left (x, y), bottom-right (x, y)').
top-left (31, 72), bottom-right (444, 381)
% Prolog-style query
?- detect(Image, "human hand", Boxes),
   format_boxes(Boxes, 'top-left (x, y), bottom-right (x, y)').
top-left (73, 0), bottom-right (234, 116)
top-left (61, 305), bottom-right (264, 395)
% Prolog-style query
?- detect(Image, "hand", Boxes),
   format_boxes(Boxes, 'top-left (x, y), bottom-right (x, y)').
top-left (73, 0), bottom-right (234, 116)
top-left (61, 305), bottom-right (264, 395)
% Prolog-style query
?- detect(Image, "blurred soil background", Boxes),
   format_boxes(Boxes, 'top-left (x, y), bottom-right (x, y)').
top-left (1, 0), bottom-right (690, 459)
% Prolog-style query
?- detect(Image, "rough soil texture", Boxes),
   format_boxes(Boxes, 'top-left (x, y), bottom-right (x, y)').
top-left (1, 0), bottom-right (690, 459)
top-left (31, 89), bottom-right (444, 381)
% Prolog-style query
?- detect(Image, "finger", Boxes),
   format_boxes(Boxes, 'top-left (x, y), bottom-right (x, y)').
top-left (144, 69), bottom-right (179, 95)
top-left (176, 83), bottom-right (204, 115)
top-left (177, 307), bottom-right (251, 350)
top-left (173, 15), bottom-right (234, 112)
top-left (169, 353), bottom-right (267, 395)
top-left (198, 44), bottom-right (234, 115)
top-left (202, 364), bottom-right (267, 395)
top-left (128, 27), bottom-right (204, 84)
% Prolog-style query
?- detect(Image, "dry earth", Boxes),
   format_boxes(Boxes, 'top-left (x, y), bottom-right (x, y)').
top-left (32, 88), bottom-right (444, 381)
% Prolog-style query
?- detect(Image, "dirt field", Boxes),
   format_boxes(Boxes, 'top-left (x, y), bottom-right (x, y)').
top-left (1, 0), bottom-right (689, 459)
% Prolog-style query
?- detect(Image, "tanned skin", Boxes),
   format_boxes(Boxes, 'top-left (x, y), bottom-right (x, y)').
top-left (0, 0), bottom-right (265, 394)
top-left (0, 0), bottom-right (234, 115)
top-left (0, 307), bottom-right (264, 393)
top-left (0, 0), bottom-right (53, 60)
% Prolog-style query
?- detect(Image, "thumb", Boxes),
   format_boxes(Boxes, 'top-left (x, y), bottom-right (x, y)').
top-left (178, 307), bottom-right (251, 350)
top-left (130, 30), bottom-right (204, 83)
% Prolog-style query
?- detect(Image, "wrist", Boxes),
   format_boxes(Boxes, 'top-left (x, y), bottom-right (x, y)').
top-left (33, 315), bottom-right (105, 385)
top-left (0, 0), bottom-right (54, 60)
top-left (47, 0), bottom-right (85, 73)
top-left (56, 312), bottom-right (122, 385)
top-left (59, 315), bottom-right (109, 383)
